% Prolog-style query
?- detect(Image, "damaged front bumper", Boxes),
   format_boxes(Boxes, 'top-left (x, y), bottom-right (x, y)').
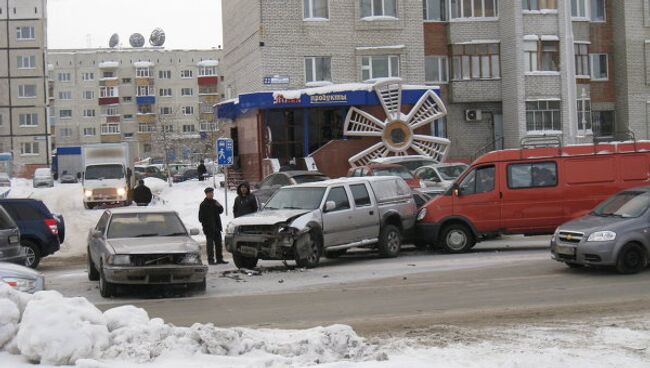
top-left (225, 227), bottom-right (310, 260)
top-left (102, 264), bottom-right (208, 285)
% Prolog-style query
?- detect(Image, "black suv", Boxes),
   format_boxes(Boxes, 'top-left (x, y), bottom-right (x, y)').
top-left (0, 205), bottom-right (23, 263)
top-left (0, 199), bottom-right (65, 268)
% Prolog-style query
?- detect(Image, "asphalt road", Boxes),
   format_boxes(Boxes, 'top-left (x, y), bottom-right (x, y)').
top-left (42, 236), bottom-right (650, 335)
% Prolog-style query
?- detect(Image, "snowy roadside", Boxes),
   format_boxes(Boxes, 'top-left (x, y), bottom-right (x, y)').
top-left (2, 283), bottom-right (650, 367)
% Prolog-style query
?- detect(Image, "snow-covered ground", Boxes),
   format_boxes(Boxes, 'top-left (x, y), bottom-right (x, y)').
top-left (7, 177), bottom-right (236, 259)
top-left (1, 283), bottom-right (650, 367)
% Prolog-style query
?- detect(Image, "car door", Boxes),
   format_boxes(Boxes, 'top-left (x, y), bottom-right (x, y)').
top-left (453, 165), bottom-right (501, 233)
top-left (0, 206), bottom-right (19, 259)
top-left (90, 212), bottom-right (110, 266)
top-left (349, 183), bottom-right (380, 241)
top-left (321, 186), bottom-right (355, 246)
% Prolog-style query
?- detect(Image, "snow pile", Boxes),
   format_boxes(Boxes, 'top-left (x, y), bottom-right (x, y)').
top-left (0, 284), bottom-right (32, 349)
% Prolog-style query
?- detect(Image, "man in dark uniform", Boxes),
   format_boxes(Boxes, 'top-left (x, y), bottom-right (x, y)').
top-left (197, 160), bottom-right (207, 182)
top-left (198, 187), bottom-right (228, 265)
top-left (132, 179), bottom-right (153, 206)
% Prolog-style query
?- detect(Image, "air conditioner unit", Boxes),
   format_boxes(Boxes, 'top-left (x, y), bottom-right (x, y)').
top-left (465, 110), bottom-right (483, 122)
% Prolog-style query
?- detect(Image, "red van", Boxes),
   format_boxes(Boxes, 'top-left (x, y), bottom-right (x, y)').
top-left (417, 141), bottom-right (650, 253)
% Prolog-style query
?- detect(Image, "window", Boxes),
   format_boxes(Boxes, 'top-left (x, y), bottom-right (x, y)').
top-left (19, 113), bottom-right (38, 126)
top-left (58, 91), bottom-right (72, 100)
top-left (304, 0), bottom-right (328, 19)
top-left (526, 100), bottom-right (561, 132)
top-left (451, 43), bottom-right (500, 80)
top-left (59, 128), bottom-right (73, 138)
top-left (83, 127), bottom-right (96, 136)
top-left (425, 56), bottom-right (448, 83)
top-left (160, 106), bottom-right (173, 115)
top-left (593, 110), bottom-right (615, 137)
top-left (122, 96), bottom-right (133, 102)
top-left (159, 88), bottom-right (173, 97)
top-left (508, 162), bottom-right (557, 189)
top-left (82, 72), bottom-right (95, 81)
top-left (158, 70), bottom-right (172, 79)
top-left (325, 187), bottom-right (351, 211)
top-left (350, 184), bottom-right (372, 207)
top-left (181, 70), bottom-right (193, 78)
top-left (99, 86), bottom-right (117, 98)
top-left (139, 124), bottom-right (155, 133)
top-left (182, 124), bottom-right (196, 133)
top-left (591, 0), bottom-right (605, 21)
top-left (59, 109), bottom-right (72, 119)
top-left (16, 55), bottom-right (36, 69)
top-left (360, 0), bottom-right (397, 18)
top-left (122, 78), bottom-right (132, 84)
top-left (58, 73), bottom-right (71, 82)
top-left (199, 66), bottom-right (217, 76)
top-left (83, 109), bottom-right (96, 118)
top-left (138, 105), bottom-right (153, 114)
top-left (16, 26), bottom-right (35, 40)
top-left (361, 55), bottom-right (399, 80)
top-left (590, 53), bottom-right (608, 80)
top-left (136, 67), bottom-right (151, 78)
top-left (305, 57), bottom-right (332, 83)
top-left (577, 96), bottom-right (592, 132)
top-left (123, 114), bottom-right (134, 120)
top-left (433, 116), bottom-right (447, 138)
top-left (522, 0), bottom-right (557, 10)
top-left (541, 41), bottom-right (559, 71)
top-left (18, 84), bottom-right (37, 98)
top-left (162, 125), bottom-right (174, 133)
top-left (200, 122), bottom-right (217, 131)
top-left (575, 43), bottom-right (590, 77)
top-left (137, 86), bottom-right (153, 96)
top-left (450, 0), bottom-right (498, 19)
top-left (102, 106), bottom-right (119, 116)
top-left (181, 88), bottom-right (194, 96)
top-left (102, 71), bottom-right (114, 79)
top-left (100, 124), bottom-right (120, 135)
top-left (424, 0), bottom-right (447, 21)
top-left (182, 106), bottom-right (194, 115)
top-left (459, 166), bottom-right (495, 195)
top-left (525, 39), bottom-right (559, 72)
top-left (523, 40), bottom-right (538, 73)
top-left (83, 90), bottom-right (95, 100)
top-left (20, 142), bottom-right (39, 155)
top-left (571, 0), bottom-right (587, 18)
top-left (143, 144), bottom-right (152, 153)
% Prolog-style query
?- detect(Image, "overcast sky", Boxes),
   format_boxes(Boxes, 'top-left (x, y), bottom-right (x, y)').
top-left (47, 0), bottom-right (223, 50)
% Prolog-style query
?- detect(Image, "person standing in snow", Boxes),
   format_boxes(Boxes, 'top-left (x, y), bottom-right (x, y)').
top-left (233, 182), bottom-right (258, 218)
top-left (199, 187), bottom-right (228, 265)
top-left (132, 179), bottom-right (153, 206)
top-left (197, 160), bottom-right (207, 181)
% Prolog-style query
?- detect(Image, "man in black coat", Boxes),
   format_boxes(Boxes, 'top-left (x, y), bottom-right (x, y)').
top-left (233, 182), bottom-right (258, 218)
top-left (197, 160), bottom-right (207, 181)
top-left (132, 179), bottom-right (153, 206)
top-left (198, 187), bottom-right (227, 265)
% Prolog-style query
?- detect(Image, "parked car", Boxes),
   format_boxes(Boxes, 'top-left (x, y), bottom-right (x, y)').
top-left (253, 171), bottom-right (329, 206)
top-left (172, 168), bottom-right (200, 183)
top-left (0, 199), bottom-right (65, 268)
top-left (412, 191), bottom-right (433, 209)
top-left (0, 173), bottom-right (10, 187)
top-left (551, 187), bottom-right (650, 274)
top-left (59, 171), bottom-right (79, 184)
top-left (415, 163), bottom-right (469, 192)
top-left (417, 141), bottom-right (650, 254)
top-left (348, 163), bottom-right (425, 190)
top-left (0, 205), bottom-right (23, 264)
top-left (134, 165), bottom-right (167, 181)
top-left (370, 155), bottom-right (440, 171)
top-left (0, 262), bottom-right (44, 293)
top-left (87, 208), bottom-right (207, 297)
top-left (225, 176), bottom-right (417, 269)
top-left (32, 168), bottom-right (54, 188)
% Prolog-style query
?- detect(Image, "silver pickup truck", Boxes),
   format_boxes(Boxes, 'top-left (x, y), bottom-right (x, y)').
top-left (225, 176), bottom-right (417, 269)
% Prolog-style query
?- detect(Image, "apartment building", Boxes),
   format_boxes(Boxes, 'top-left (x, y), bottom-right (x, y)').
top-left (48, 48), bottom-right (223, 162)
top-left (0, 0), bottom-right (49, 176)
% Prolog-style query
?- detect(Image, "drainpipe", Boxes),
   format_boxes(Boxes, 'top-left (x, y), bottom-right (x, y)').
top-left (561, 0), bottom-right (578, 145)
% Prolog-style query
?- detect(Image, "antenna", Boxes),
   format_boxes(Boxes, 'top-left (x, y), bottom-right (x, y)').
top-left (149, 28), bottom-right (166, 47)
top-left (129, 33), bottom-right (145, 48)
top-left (109, 33), bottom-right (120, 48)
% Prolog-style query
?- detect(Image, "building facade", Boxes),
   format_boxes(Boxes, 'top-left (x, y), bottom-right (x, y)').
top-left (48, 48), bottom-right (223, 163)
top-left (0, 0), bottom-right (49, 176)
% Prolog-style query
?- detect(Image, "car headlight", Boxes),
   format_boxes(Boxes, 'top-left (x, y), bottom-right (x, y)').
top-left (551, 227), bottom-right (560, 242)
top-left (84, 190), bottom-right (93, 197)
top-left (587, 231), bottom-right (616, 242)
top-left (225, 222), bottom-right (237, 234)
top-left (107, 255), bottom-right (131, 266)
top-left (179, 253), bottom-right (202, 265)
top-left (417, 208), bottom-right (427, 221)
top-left (117, 187), bottom-right (127, 196)
top-left (2, 277), bottom-right (36, 292)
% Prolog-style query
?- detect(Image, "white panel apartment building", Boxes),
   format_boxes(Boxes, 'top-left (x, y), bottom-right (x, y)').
top-left (0, 0), bottom-right (49, 176)
top-left (48, 48), bottom-right (222, 162)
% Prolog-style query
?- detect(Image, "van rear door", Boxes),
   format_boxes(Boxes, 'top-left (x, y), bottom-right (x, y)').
top-left (453, 165), bottom-right (500, 233)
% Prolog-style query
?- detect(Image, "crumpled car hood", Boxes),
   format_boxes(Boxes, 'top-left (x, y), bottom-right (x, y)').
top-left (107, 236), bottom-right (200, 255)
top-left (230, 210), bottom-right (311, 227)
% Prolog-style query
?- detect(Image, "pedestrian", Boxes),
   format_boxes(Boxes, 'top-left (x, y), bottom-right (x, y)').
top-left (132, 179), bottom-right (153, 206)
top-left (197, 159), bottom-right (207, 181)
top-left (198, 187), bottom-right (228, 265)
top-left (233, 182), bottom-right (258, 218)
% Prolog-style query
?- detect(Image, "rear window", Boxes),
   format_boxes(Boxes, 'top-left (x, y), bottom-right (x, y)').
top-left (293, 175), bottom-right (328, 184)
top-left (34, 169), bottom-right (50, 177)
top-left (0, 206), bottom-right (16, 230)
top-left (370, 178), bottom-right (411, 202)
top-left (1, 203), bottom-right (44, 221)
top-left (401, 160), bottom-right (436, 171)
top-left (373, 167), bottom-right (414, 180)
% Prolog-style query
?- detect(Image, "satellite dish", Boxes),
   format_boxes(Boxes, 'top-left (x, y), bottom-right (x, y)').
top-left (149, 28), bottom-right (166, 47)
top-left (109, 33), bottom-right (120, 48)
top-left (129, 33), bottom-right (145, 48)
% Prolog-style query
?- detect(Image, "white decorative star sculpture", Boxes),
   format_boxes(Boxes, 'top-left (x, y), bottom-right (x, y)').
top-left (344, 78), bottom-right (450, 167)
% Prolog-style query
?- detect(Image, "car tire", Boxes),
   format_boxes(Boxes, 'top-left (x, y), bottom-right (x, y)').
top-left (99, 262), bottom-right (116, 298)
top-left (87, 250), bottom-right (99, 281)
top-left (378, 225), bottom-right (401, 258)
top-left (440, 224), bottom-right (475, 254)
top-left (616, 243), bottom-right (647, 274)
top-left (233, 252), bottom-right (258, 269)
top-left (21, 240), bottom-right (41, 269)
top-left (295, 231), bottom-right (322, 268)
top-left (325, 249), bottom-right (347, 259)
top-left (84, 202), bottom-right (94, 210)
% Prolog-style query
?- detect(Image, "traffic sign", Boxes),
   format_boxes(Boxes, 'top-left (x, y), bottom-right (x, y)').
top-left (216, 138), bottom-right (234, 166)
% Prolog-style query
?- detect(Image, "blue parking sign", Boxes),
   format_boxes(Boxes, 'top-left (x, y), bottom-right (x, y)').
top-left (216, 138), bottom-right (234, 166)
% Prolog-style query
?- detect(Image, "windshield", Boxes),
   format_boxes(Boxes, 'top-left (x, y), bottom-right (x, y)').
top-left (265, 187), bottom-right (326, 210)
top-left (374, 167), bottom-right (414, 180)
top-left (592, 191), bottom-right (650, 218)
top-left (107, 212), bottom-right (187, 238)
top-left (437, 164), bottom-right (469, 180)
top-left (293, 175), bottom-right (328, 184)
top-left (85, 164), bottom-right (124, 180)
top-left (34, 169), bottom-right (50, 178)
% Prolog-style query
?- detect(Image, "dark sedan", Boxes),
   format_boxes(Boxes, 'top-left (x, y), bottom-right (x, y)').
top-left (253, 171), bottom-right (329, 206)
top-left (172, 168), bottom-right (200, 183)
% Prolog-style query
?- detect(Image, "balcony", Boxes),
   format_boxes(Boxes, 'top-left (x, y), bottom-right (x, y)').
top-left (135, 79), bottom-right (154, 87)
top-left (99, 78), bottom-right (119, 87)
top-left (136, 96), bottom-right (156, 105)
top-left (99, 61), bottom-right (119, 69)
top-left (136, 114), bottom-right (156, 124)
top-left (198, 76), bottom-right (219, 86)
top-left (98, 97), bottom-right (120, 105)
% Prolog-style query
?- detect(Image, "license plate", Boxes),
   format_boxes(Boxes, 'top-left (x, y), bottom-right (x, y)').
top-left (556, 245), bottom-right (576, 256)
top-left (239, 246), bottom-right (258, 257)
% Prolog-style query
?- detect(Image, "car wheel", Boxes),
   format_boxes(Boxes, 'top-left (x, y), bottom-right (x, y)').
top-left (99, 262), bottom-right (116, 298)
top-left (295, 231), bottom-right (322, 268)
top-left (87, 249), bottom-right (99, 281)
top-left (440, 224), bottom-right (475, 254)
top-left (325, 249), bottom-right (347, 259)
top-left (233, 252), bottom-right (258, 269)
top-left (378, 225), bottom-right (401, 258)
top-left (21, 240), bottom-right (41, 269)
top-left (616, 243), bottom-right (647, 274)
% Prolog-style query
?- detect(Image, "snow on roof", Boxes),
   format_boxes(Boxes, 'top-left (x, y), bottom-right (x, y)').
top-left (454, 39), bottom-right (501, 45)
top-left (98, 61), bottom-right (119, 68)
top-left (269, 81), bottom-right (439, 100)
top-left (197, 60), bottom-right (219, 67)
top-left (523, 35), bottom-right (539, 41)
top-left (361, 15), bottom-right (398, 21)
top-left (540, 35), bottom-right (560, 41)
top-left (355, 45), bottom-right (405, 51)
top-left (134, 61), bottom-right (154, 68)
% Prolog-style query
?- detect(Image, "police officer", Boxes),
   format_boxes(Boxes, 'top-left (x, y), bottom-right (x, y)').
top-left (198, 187), bottom-right (228, 265)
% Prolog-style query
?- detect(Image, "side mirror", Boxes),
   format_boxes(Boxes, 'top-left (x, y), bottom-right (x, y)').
top-left (92, 230), bottom-right (103, 239)
top-left (452, 183), bottom-right (460, 197)
top-left (189, 228), bottom-right (200, 236)
top-left (324, 201), bottom-right (336, 212)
